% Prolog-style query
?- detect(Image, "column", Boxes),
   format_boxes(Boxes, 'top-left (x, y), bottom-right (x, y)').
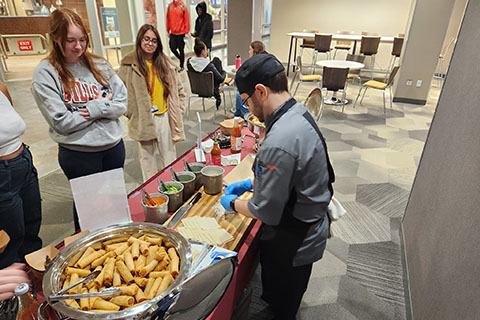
top-left (393, 0), bottom-right (456, 105)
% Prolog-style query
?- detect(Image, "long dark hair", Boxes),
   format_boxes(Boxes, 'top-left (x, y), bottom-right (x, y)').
top-left (47, 8), bottom-right (108, 95)
top-left (193, 38), bottom-right (207, 56)
top-left (135, 24), bottom-right (171, 99)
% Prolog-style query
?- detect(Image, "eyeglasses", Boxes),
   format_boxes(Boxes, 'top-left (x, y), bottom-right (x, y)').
top-left (142, 37), bottom-right (158, 45)
top-left (241, 93), bottom-right (253, 109)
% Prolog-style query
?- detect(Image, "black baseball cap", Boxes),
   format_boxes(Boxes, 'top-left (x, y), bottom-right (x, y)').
top-left (235, 54), bottom-right (285, 95)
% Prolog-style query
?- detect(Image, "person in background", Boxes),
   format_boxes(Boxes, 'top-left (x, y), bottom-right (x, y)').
top-left (166, 0), bottom-right (190, 71)
top-left (187, 38), bottom-right (226, 110)
top-left (0, 263), bottom-right (30, 300)
top-left (118, 24), bottom-right (186, 182)
top-left (191, 1), bottom-right (213, 55)
top-left (221, 54), bottom-right (334, 320)
top-left (31, 8), bottom-right (127, 231)
top-left (234, 40), bottom-right (268, 118)
top-left (0, 82), bottom-right (42, 269)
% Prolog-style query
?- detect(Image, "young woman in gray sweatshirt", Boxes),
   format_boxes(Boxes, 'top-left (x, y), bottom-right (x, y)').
top-left (31, 9), bottom-right (127, 230)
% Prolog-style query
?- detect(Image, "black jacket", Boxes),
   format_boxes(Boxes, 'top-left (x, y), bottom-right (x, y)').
top-left (192, 2), bottom-right (214, 49)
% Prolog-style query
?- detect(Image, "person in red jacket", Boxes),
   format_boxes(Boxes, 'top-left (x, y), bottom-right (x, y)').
top-left (166, 0), bottom-right (190, 71)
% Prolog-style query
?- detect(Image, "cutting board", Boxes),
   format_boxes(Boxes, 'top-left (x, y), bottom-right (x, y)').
top-left (164, 156), bottom-right (256, 252)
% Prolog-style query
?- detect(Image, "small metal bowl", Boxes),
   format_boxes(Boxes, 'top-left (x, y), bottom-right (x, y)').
top-left (245, 112), bottom-right (265, 139)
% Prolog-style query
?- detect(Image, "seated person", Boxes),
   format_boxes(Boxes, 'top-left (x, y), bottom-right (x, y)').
top-left (235, 41), bottom-right (268, 118)
top-left (187, 38), bottom-right (226, 110)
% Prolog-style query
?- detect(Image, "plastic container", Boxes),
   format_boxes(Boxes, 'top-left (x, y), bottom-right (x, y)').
top-left (159, 181), bottom-right (184, 212)
top-left (173, 171), bottom-right (196, 201)
top-left (142, 193), bottom-right (169, 224)
top-left (185, 162), bottom-right (205, 190)
top-left (201, 166), bottom-right (225, 195)
top-left (235, 55), bottom-right (241, 69)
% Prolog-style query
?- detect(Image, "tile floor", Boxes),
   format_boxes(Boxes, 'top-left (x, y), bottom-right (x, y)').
top-left (3, 54), bottom-right (441, 319)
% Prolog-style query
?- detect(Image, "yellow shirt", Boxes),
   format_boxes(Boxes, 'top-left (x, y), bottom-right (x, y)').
top-left (146, 60), bottom-right (167, 114)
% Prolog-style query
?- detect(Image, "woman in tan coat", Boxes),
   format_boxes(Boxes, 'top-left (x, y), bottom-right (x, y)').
top-left (118, 24), bottom-right (186, 181)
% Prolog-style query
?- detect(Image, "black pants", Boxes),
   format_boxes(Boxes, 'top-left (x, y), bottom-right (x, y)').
top-left (0, 145), bottom-right (42, 268)
top-left (58, 140), bottom-right (125, 231)
top-left (260, 256), bottom-right (313, 320)
top-left (211, 57), bottom-right (224, 108)
top-left (169, 34), bottom-right (186, 69)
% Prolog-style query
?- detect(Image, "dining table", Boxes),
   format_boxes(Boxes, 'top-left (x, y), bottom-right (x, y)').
top-left (286, 32), bottom-right (394, 76)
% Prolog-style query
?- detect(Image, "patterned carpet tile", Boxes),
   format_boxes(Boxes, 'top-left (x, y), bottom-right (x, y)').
top-left (338, 275), bottom-right (395, 320)
top-left (355, 183), bottom-right (410, 218)
top-left (298, 303), bottom-right (359, 320)
top-left (408, 129), bottom-right (429, 142)
top-left (330, 201), bottom-right (391, 244)
top-left (343, 136), bottom-right (387, 149)
top-left (353, 159), bottom-right (390, 184)
top-left (346, 241), bottom-right (406, 308)
top-left (310, 251), bottom-right (347, 278)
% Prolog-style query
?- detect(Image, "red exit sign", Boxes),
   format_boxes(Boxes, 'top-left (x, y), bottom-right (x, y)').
top-left (18, 40), bottom-right (33, 51)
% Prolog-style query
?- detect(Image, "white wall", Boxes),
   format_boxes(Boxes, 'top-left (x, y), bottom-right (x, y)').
top-left (269, 0), bottom-right (412, 69)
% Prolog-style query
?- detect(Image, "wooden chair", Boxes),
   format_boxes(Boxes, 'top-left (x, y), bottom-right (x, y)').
top-left (435, 37), bottom-right (456, 85)
top-left (385, 37), bottom-right (404, 81)
top-left (187, 70), bottom-right (226, 115)
top-left (304, 87), bottom-right (324, 121)
top-left (360, 36), bottom-right (381, 80)
top-left (333, 31), bottom-right (354, 59)
top-left (346, 54), bottom-right (366, 85)
top-left (291, 56), bottom-right (322, 97)
top-left (322, 66), bottom-right (349, 113)
top-left (299, 29), bottom-right (319, 64)
top-left (311, 34), bottom-right (333, 74)
top-left (353, 66), bottom-right (400, 113)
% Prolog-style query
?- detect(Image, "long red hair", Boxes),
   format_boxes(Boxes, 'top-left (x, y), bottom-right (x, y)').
top-left (47, 8), bottom-right (108, 94)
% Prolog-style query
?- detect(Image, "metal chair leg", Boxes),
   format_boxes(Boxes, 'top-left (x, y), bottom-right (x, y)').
top-left (389, 86), bottom-right (393, 109)
top-left (360, 87), bottom-right (368, 104)
top-left (333, 48), bottom-right (338, 59)
top-left (293, 81), bottom-right (301, 97)
top-left (353, 87), bottom-right (362, 108)
top-left (222, 91), bottom-right (227, 114)
top-left (187, 96), bottom-right (192, 115)
top-left (382, 90), bottom-right (386, 113)
top-left (384, 55), bottom-right (394, 82)
top-left (202, 98), bottom-right (205, 112)
top-left (311, 52), bottom-right (317, 74)
top-left (370, 54), bottom-right (376, 79)
top-left (341, 90), bottom-right (346, 113)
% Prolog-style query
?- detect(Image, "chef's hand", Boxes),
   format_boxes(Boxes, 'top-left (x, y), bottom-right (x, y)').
top-left (221, 194), bottom-right (238, 212)
top-left (0, 263), bottom-right (30, 301)
top-left (224, 178), bottom-right (253, 196)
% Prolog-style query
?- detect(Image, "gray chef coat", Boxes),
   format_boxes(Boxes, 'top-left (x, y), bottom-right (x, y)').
top-left (248, 100), bottom-right (332, 266)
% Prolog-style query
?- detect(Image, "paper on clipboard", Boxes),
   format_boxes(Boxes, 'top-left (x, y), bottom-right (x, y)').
top-left (69, 168), bottom-right (131, 232)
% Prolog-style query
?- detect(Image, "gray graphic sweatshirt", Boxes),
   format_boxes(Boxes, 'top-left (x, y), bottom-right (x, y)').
top-left (31, 59), bottom-right (127, 152)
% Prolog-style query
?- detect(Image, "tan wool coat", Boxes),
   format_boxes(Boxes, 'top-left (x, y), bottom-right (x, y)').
top-left (118, 52), bottom-right (186, 142)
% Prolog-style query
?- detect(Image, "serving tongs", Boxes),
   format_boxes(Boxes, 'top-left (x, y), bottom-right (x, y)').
top-left (183, 159), bottom-right (193, 172)
top-left (48, 270), bottom-right (121, 302)
top-left (170, 167), bottom-right (180, 181)
top-left (49, 287), bottom-right (121, 302)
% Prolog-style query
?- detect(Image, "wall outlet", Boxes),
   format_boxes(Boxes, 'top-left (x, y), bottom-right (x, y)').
top-left (406, 80), bottom-right (413, 86)
top-left (416, 80), bottom-right (423, 87)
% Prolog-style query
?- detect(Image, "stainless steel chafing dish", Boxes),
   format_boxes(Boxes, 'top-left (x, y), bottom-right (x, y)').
top-left (41, 222), bottom-right (192, 320)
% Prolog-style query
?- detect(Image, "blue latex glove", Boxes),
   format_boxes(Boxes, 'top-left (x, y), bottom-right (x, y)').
top-left (224, 178), bottom-right (253, 196)
top-left (221, 194), bottom-right (238, 212)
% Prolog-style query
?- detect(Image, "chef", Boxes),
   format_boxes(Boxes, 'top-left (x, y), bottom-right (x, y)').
top-left (220, 54), bottom-right (335, 320)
